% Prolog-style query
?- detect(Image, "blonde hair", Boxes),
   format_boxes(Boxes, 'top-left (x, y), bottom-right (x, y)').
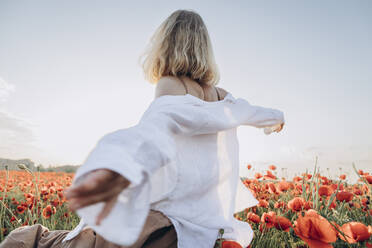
top-left (140, 9), bottom-right (220, 86)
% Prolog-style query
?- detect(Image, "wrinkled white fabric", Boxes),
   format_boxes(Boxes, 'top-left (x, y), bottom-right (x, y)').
top-left (62, 92), bottom-right (285, 248)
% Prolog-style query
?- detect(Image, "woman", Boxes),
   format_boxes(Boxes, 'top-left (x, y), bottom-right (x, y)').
top-left (0, 9), bottom-right (284, 248)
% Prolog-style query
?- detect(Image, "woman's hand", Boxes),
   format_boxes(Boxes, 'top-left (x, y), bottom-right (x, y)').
top-left (275, 122), bottom-right (285, 133)
top-left (65, 169), bottom-right (130, 225)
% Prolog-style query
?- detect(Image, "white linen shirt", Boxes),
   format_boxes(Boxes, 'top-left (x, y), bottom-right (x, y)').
top-left (62, 92), bottom-right (285, 248)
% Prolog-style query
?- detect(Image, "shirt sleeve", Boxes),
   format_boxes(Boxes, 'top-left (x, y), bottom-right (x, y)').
top-left (142, 97), bottom-right (285, 136)
top-left (72, 122), bottom-right (178, 246)
top-left (197, 98), bottom-right (284, 132)
top-left (238, 99), bottom-right (285, 128)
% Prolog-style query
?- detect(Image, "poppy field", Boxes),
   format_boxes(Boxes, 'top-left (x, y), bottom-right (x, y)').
top-left (0, 167), bottom-right (80, 242)
top-left (0, 164), bottom-right (371, 248)
top-left (230, 164), bottom-right (372, 248)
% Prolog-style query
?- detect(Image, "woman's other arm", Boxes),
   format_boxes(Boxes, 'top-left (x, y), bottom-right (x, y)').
top-left (216, 86), bottom-right (284, 133)
top-left (154, 79), bottom-right (284, 134)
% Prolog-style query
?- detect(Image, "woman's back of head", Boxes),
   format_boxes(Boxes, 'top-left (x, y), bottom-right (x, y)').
top-left (141, 9), bottom-right (220, 86)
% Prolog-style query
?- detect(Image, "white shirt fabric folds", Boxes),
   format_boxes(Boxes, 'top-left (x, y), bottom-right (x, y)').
top-left (62, 92), bottom-right (285, 248)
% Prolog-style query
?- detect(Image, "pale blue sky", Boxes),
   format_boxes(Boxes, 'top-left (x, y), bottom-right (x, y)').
top-left (0, 1), bottom-right (371, 180)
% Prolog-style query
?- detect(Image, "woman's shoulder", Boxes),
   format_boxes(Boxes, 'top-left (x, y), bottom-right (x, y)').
top-left (155, 76), bottom-right (186, 98)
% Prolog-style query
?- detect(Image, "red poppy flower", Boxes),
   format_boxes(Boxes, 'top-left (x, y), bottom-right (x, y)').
top-left (246, 212), bottom-right (260, 224)
top-left (57, 191), bottom-right (64, 198)
top-left (339, 222), bottom-right (370, 243)
top-left (261, 211), bottom-right (276, 228)
top-left (294, 210), bottom-right (337, 248)
top-left (336, 191), bottom-right (354, 202)
top-left (318, 185), bottom-right (332, 197)
top-left (364, 175), bottom-right (372, 184)
top-left (258, 199), bottom-right (269, 208)
top-left (303, 201), bottom-right (313, 210)
top-left (353, 187), bottom-right (362, 195)
top-left (339, 174), bottom-right (346, 180)
top-left (42, 205), bottom-right (56, 219)
top-left (278, 181), bottom-right (290, 192)
top-left (51, 198), bottom-right (60, 207)
top-left (274, 216), bottom-right (292, 232)
top-left (267, 183), bottom-right (277, 194)
top-left (221, 240), bottom-right (243, 248)
top-left (288, 197), bottom-right (305, 212)
top-left (254, 173), bottom-right (262, 179)
top-left (264, 170), bottom-right (277, 180)
top-left (16, 205), bottom-right (26, 214)
top-left (274, 201), bottom-right (286, 209)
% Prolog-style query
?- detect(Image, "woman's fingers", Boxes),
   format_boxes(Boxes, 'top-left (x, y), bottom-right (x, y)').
top-left (67, 172), bottom-right (128, 199)
top-left (65, 170), bottom-right (106, 197)
top-left (65, 170), bottom-right (118, 198)
top-left (65, 168), bottom-right (131, 216)
top-left (96, 196), bottom-right (118, 226)
top-left (68, 182), bottom-right (126, 211)
top-left (276, 123), bottom-right (284, 132)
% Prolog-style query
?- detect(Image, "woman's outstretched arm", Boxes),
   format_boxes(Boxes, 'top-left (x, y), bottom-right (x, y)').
top-left (65, 77), bottom-right (188, 225)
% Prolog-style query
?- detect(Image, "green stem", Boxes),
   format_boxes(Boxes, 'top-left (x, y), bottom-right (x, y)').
top-left (0, 167), bottom-right (9, 240)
